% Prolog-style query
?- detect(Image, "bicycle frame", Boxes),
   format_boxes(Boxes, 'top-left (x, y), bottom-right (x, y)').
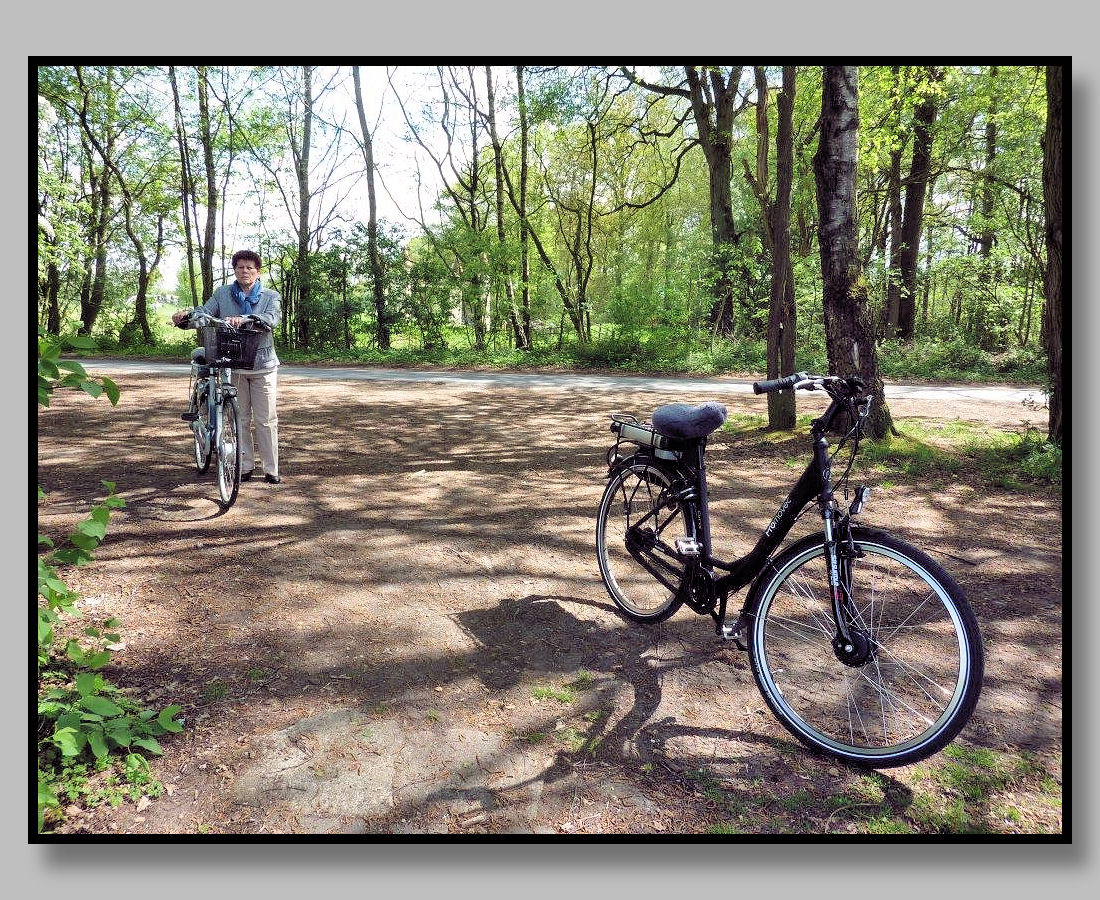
top-left (617, 387), bottom-right (866, 641)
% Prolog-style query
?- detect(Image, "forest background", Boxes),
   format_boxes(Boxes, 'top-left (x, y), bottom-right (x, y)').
top-left (36, 64), bottom-right (1062, 442)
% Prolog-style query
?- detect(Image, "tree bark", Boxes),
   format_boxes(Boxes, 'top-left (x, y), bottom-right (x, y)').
top-left (1042, 65), bottom-right (1062, 443)
top-left (169, 66), bottom-right (201, 307)
top-left (883, 67), bottom-right (905, 336)
top-left (767, 67), bottom-right (798, 430)
top-left (294, 66), bottom-right (314, 348)
top-left (743, 67), bottom-right (797, 430)
top-left (896, 69), bottom-right (940, 341)
top-left (516, 66), bottom-right (532, 348)
top-left (813, 65), bottom-right (891, 440)
top-left (352, 66), bottom-right (391, 350)
top-left (484, 66), bottom-right (526, 350)
top-left (198, 67), bottom-right (218, 303)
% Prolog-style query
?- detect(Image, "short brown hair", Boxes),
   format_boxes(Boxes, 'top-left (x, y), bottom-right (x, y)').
top-left (232, 250), bottom-right (262, 269)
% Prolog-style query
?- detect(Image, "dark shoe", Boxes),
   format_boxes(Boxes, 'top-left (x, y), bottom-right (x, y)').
top-left (181, 411), bottom-right (199, 422)
top-left (241, 470), bottom-right (253, 481)
top-left (264, 473), bottom-right (281, 484)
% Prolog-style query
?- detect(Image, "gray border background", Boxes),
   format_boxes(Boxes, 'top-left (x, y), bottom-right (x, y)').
top-left (18, 5), bottom-right (1089, 897)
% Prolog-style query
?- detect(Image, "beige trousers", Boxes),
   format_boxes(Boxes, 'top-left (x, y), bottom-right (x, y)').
top-left (233, 367), bottom-right (279, 477)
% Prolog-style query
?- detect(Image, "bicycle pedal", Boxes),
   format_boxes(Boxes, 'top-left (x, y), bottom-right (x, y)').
top-left (181, 412), bottom-right (199, 421)
top-left (674, 537), bottom-right (701, 557)
top-left (719, 616), bottom-right (750, 651)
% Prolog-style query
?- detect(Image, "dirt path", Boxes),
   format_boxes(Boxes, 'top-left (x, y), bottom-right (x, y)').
top-left (36, 368), bottom-right (1063, 835)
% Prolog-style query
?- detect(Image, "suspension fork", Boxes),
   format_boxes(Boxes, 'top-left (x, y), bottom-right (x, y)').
top-left (823, 504), bottom-right (865, 657)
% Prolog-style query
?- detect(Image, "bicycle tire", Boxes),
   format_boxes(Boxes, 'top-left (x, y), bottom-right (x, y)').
top-left (596, 459), bottom-right (692, 623)
top-left (746, 527), bottom-right (984, 767)
top-left (192, 385), bottom-right (212, 474)
top-left (216, 394), bottom-right (242, 508)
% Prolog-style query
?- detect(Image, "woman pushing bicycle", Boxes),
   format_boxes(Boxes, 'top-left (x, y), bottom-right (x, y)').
top-left (172, 250), bottom-right (283, 484)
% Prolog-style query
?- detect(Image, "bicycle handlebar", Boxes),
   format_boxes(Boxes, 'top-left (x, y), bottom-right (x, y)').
top-left (752, 371), bottom-right (811, 394)
top-left (175, 311), bottom-right (267, 332)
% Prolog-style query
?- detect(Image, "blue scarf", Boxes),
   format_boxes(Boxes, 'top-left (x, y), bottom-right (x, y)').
top-left (232, 280), bottom-right (262, 315)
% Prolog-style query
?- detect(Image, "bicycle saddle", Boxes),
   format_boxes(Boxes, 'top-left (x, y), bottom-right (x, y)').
top-left (651, 401), bottom-right (728, 440)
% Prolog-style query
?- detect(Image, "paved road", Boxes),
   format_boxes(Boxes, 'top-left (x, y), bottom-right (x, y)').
top-left (81, 358), bottom-right (1044, 405)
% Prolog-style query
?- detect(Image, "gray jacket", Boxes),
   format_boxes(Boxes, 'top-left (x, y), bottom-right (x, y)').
top-left (196, 282), bottom-right (281, 371)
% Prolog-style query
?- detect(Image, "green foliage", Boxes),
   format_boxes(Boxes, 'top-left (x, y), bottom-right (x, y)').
top-left (37, 334), bottom-right (182, 833)
top-left (38, 330), bottom-right (121, 408)
top-left (970, 426), bottom-right (1062, 488)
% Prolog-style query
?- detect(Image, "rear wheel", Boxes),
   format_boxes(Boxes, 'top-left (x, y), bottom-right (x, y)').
top-left (596, 460), bottom-right (692, 623)
top-left (192, 386), bottom-right (212, 473)
top-left (746, 527), bottom-right (984, 767)
top-left (216, 395), bottom-right (241, 507)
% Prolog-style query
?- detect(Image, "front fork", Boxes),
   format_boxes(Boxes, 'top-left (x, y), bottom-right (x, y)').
top-left (824, 503), bottom-right (870, 665)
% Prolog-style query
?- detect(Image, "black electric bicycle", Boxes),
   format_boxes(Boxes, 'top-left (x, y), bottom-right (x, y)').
top-left (176, 312), bottom-right (246, 509)
top-left (596, 372), bottom-right (984, 768)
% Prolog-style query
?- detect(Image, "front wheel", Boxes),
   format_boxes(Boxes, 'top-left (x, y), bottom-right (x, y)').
top-left (596, 460), bottom-right (692, 623)
top-left (746, 527), bottom-right (984, 767)
top-left (216, 394), bottom-right (241, 508)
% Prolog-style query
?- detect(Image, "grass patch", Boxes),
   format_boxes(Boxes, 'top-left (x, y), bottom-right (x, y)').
top-left (532, 684), bottom-right (577, 704)
top-left (860, 420), bottom-right (1060, 489)
top-left (200, 679), bottom-right (230, 702)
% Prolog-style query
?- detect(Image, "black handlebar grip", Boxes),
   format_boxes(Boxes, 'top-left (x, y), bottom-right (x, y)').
top-left (752, 371), bottom-right (807, 394)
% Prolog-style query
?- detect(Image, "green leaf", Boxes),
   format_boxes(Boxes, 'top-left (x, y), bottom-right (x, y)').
top-left (68, 532), bottom-right (99, 552)
top-left (52, 547), bottom-right (93, 566)
top-left (38, 533), bottom-right (55, 547)
top-left (53, 726), bottom-right (85, 757)
top-left (38, 358), bottom-right (60, 380)
top-left (75, 672), bottom-right (99, 696)
top-left (86, 726), bottom-right (108, 761)
top-left (101, 377), bottom-right (121, 405)
top-left (106, 723), bottom-right (132, 747)
top-left (64, 334), bottom-right (98, 350)
top-left (79, 380), bottom-right (103, 399)
top-left (38, 617), bottom-right (54, 646)
top-left (157, 705), bottom-right (184, 733)
top-left (104, 618), bottom-right (120, 628)
top-left (81, 695), bottom-right (123, 717)
top-left (84, 651), bottom-right (112, 670)
top-left (132, 737), bottom-right (164, 755)
top-left (56, 360), bottom-right (88, 377)
top-left (65, 640), bottom-right (85, 664)
top-left (76, 518), bottom-right (108, 540)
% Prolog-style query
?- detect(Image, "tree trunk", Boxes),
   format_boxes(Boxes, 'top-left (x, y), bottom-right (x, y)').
top-left (79, 151), bottom-right (110, 336)
top-left (294, 66), bottom-right (314, 348)
top-left (884, 67), bottom-right (905, 336)
top-left (169, 66), bottom-right (201, 307)
top-left (1043, 65), bottom-right (1062, 444)
top-left (896, 69), bottom-right (939, 341)
top-left (767, 67), bottom-right (798, 430)
top-left (683, 66), bottom-right (745, 336)
top-left (743, 67), bottom-right (796, 430)
top-left (352, 66), bottom-right (391, 350)
top-left (813, 65), bottom-right (891, 440)
top-left (516, 66), bottom-right (532, 348)
top-left (484, 66), bottom-right (526, 350)
top-left (42, 261), bottom-right (62, 334)
top-left (198, 67), bottom-right (217, 302)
